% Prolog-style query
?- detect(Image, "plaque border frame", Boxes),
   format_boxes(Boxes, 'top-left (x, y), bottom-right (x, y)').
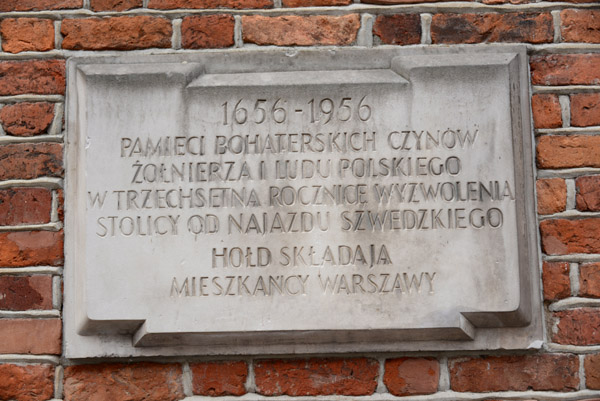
top-left (64, 45), bottom-right (543, 359)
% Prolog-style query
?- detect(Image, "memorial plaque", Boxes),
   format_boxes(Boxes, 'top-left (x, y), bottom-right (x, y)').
top-left (64, 47), bottom-right (542, 358)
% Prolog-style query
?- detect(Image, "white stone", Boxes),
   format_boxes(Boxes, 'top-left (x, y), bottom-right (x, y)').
top-left (64, 46), bottom-right (542, 358)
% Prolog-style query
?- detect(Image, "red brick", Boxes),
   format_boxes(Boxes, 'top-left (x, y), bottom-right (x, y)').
top-left (543, 261), bottom-right (571, 301)
top-left (0, 275), bottom-right (53, 311)
top-left (373, 14), bottom-right (422, 45)
top-left (571, 93), bottom-right (600, 127)
top-left (577, 175), bottom-right (600, 212)
top-left (190, 361), bottom-right (247, 396)
top-left (0, 143), bottom-right (63, 180)
top-left (0, 0), bottom-right (81, 11)
top-left (561, 9), bottom-right (600, 43)
top-left (0, 19), bottom-right (54, 53)
top-left (0, 319), bottom-right (61, 354)
top-left (0, 188), bottom-right (52, 226)
top-left (57, 189), bottom-right (64, 222)
top-left (363, 0), bottom-right (470, 4)
top-left (541, 218), bottom-right (600, 255)
top-left (0, 364), bottom-right (54, 401)
top-left (255, 358), bottom-right (378, 396)
top-left (0, 60), bottom-right (65, 96)
top-left (0, 231), bottom-right (63, 267)
top-left (64, 363), bottom-right (184, 401)
top-left (549, 0), bottom-right (597, 3)
top-left (283, 0), bottom-right (351, 6)
top-left (61, 16), bottom-right (172, 51)
top-left (431, 13), bottom-right (553, 44)
top-left (148, 0), bottom-right (272, 9)
top-left (580, 263), bottom-right (600, 298)
top-left (482, 0), bottom-right (531, 4)
top-left (243, 15), bottom-right (360, 46)
top-left (384, 358), bottom-right (439, 396)
top-left (449, 354), bottom-right (579, 392)
top-left (531, 54), bottom-right (600, 85)
top-left (553, 308), bottom-right (600, 345)
top-left (360, 0), bottom-right (468, 5)
top-left (182, 15), bottom-right (235, 49)
top-left (0, 102), bottom-right (54, 137)
top-left (360, 0), bottom-right (475, 5)
top-left (90, 0), bottom-right (142, 10)
top-left (536, 178), bottom-right (566, 215)
top-left (536, 135), bottom-right (600, 169)
top-left (531, 94), bottom-right (562, 129)
top-left (585, 354), bottom-right (600, 389)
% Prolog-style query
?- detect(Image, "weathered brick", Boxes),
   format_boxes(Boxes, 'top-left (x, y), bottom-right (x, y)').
top-left (0, 143), bottom-right (63, 180)
top-left (482, 0), bottom-right (530, 5)
top-left (148, 0), bottom-right (272, 9)
top-left (580, 263), bottom-right (600, 298)
top-left (549, 0), bottom-right (597, 3)
top-left (0, 275), bottom-right (53, 311)
top-left (0, 231), bottom-right (63, 267)
top-left (0, 188), bottom-right (52, 226)
top-left (577, 175), bottom-right (600, 212)
top-left (585, 354), bottom-right (600, 389)
top-left (0, 19), bottom-right (54, 53)
top-left (64, 363), bottom-right (184, 401)
top-left (449, 355), bottom-right (579, 392)
top-left (90, 0), bottom-right (143, 10)
top-left (61, 16), bottom-right (172, 50)
top-left (242, 15), bottom-right (360, 46)
top-left (540, 218), bottom-right (600, 255)
top-left (536, 178), bottom-right (566, 215)
top-left (255, 358), bottom-right (378, 396)
top-left (182, 15), bottom-right (235, 49)
top-left (553, 308), bottom-right (600, 345)
top-left (0, 0), bottom-right (81, 11)
top-left (536, 135), bottom-right (600, 169)
top-left (283, 0), bottom-right (351, 7)
top-left (373, 14), bottom-right (422, 45)
top-left (561, 9), bottom-right (600, 43)
top-left (531, 54), bottom-right (600, 85)
top-left (543, 261), bottom-right (571, 301)
top-left (0, 364), bottom-right (54, 401)
top-left (0, 102), bottom-right (54, 137)
top-left (0, 319), bottom-right (61, 354)
top-left (0, 60), bottom-right (65, 96)
top-left (384, 358), bottom-right (439, 396)
top-left (571, 93), bottom-right (600, 127)
top-left (190, 361), bottom-right (247, 396)
top-left (363, 0), bottom-right (469, 3)
top-left (57, 189), bottom-right (64, 222)
top-left (431, 13), bottom-right (553, 44)
top-left (531, 94), bottom-right (562, 129)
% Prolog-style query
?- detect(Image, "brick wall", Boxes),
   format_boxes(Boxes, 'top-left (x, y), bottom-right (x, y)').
top-left (0, 0), bottom-right (599, 400)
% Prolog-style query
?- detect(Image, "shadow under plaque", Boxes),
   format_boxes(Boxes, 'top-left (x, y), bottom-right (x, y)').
top-left (64, 46), bottom-right (542, 358)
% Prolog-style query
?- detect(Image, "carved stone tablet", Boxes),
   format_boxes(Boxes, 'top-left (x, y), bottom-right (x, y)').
top-left (64, 47), bottom-right (542, 358)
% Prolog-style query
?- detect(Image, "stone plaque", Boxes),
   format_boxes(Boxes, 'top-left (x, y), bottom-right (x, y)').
top-left (65, 47), bottom-right (541, 358)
